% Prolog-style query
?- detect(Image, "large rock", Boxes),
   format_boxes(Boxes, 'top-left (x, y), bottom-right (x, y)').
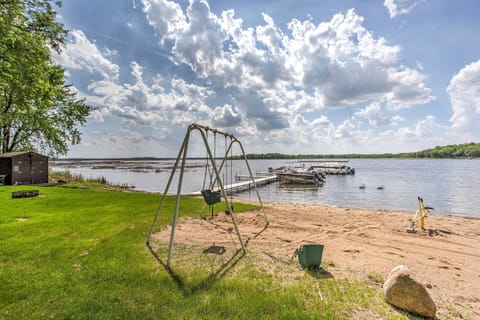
top-left (383, 265), bottom-right (436, 318)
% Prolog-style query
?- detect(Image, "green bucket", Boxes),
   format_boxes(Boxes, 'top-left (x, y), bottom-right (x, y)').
top-left (297, 244), bottom-right (324, 269)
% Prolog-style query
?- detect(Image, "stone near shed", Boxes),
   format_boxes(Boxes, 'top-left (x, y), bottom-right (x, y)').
top-left (383, 265), bottom-right (436, 318)
top-left (12, 190), bottom-right (39, 198)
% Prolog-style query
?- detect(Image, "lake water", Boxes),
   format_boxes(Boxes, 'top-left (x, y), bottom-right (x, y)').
top-left (51, 159), bottom-right (480, 217)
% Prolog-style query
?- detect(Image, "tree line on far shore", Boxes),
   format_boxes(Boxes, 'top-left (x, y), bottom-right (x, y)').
top-left (231, 142), bottom-right (480, 160)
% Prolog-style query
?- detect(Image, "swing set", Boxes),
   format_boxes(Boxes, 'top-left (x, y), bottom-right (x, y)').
top-left (146, 123), bottom-right (269, 268)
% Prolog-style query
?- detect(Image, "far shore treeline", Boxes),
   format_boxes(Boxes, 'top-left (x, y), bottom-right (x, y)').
top-left (55, 142), bottom-right (480, 161)
top-left (234, 142), bottom-right (480, 160)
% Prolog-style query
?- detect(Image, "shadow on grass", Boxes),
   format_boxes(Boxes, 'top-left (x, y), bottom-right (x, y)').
top-left (145, 211), bottom-right (268, 296)
top-left (306, 268), bottom-right (334, 279)
top-left (263, 251), bottom-right (294, 265)
top-left (146, 241), bottom-right (245, 296)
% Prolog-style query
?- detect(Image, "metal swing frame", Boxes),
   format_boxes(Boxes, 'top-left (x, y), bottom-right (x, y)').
top-left (146, 123), bottom-right (268, 268)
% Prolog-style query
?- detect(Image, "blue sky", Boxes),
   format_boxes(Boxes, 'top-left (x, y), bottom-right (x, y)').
top-left (54, 0), bottom-right (480, 158)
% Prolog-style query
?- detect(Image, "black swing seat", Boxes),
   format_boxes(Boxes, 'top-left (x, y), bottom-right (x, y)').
top-left (201, 189), bottom-right (221, 205)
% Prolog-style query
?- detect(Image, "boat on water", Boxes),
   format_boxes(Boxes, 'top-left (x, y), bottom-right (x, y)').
top-left (305, 160), bottom-right (355, 175)
top-left (269, 164), bottom-right (325, 186)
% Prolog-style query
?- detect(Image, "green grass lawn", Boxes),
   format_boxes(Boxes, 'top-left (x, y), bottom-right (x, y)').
top-left (0, 186), bottom-right (416, 319)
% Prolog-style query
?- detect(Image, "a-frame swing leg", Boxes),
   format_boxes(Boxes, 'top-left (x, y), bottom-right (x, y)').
top-left (165, 129), bottom-right (191, 267)
top-left (145, 127), bottom-right (190, 268)
top-left (146, 127), bottom-right (189, 246)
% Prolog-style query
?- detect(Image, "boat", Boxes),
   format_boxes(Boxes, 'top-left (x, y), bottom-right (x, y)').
top-left (269, 164), bottom-right (325, 186)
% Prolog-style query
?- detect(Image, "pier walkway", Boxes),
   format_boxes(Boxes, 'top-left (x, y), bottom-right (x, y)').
top-left (188, 175), bottom-right (278, 196)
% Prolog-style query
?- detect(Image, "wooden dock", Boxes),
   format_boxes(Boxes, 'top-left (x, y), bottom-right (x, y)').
top-left (188, 175), bottom-right (278, 196)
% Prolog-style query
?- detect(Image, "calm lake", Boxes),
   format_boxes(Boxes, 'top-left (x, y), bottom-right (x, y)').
top-left (51, 159), bottom-right (480, 218)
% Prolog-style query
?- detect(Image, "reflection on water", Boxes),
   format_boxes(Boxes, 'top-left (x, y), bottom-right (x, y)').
top-left (51, 159), bottom-right (480, 217)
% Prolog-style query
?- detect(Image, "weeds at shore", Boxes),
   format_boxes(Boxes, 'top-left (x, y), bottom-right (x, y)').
top-left (49, 170), bottom-right (134, 190)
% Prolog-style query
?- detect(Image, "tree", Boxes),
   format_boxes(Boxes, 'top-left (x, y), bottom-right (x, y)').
top-left (0, 0), bottom-right (91, 157)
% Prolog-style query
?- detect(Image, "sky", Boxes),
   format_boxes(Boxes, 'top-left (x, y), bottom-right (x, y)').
top-left (54, 0), bottom-right (480, 158)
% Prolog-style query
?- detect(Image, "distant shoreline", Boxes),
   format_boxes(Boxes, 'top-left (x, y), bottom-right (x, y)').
top-left (52, 142), bottom-right (480, 160)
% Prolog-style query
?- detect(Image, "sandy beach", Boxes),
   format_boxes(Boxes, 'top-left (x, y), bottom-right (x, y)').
top-left (153, 202), bottom-right (480, 319)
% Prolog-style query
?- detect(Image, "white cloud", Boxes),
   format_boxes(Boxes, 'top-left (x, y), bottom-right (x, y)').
top-left (84, 61), bottom-right (215, 126)
top-left (391, 115), bottom-right (405, 126)
top-left (384, 0), bottom-right (423, 18)
top-left (447, 60), bottom-right (480, 139)
top-left (335, 118), bottom-right (361, 139)
top-left (287, 9), bottom-right (434, 108)
top-left (414, 114), bottom-right (436, 137)
top-left (251, 112), bottom-right (445, 154)
top-left (54, 29), bottom-right (119, 81)
top-left (212, 104), bottom-right (242, 127)
top-left (386, 67), bottom-right (434, 109)
top-left (355, 102), bottom-right (390, 126)
top-left (68, 126), bottom-right (172, 158)
top-left (391, 115), bottom-right (445, 147)
top-left (141, 0), bottom-right (186, 45)
top-left (177, 4), bottom-right (226, 75)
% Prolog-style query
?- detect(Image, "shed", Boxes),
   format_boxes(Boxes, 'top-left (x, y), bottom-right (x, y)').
top-left (0, 152), bottom-right (49, 185)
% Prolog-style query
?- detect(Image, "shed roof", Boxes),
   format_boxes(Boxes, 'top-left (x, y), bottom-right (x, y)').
top-left (0, 152), bottom-right (48, 158)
